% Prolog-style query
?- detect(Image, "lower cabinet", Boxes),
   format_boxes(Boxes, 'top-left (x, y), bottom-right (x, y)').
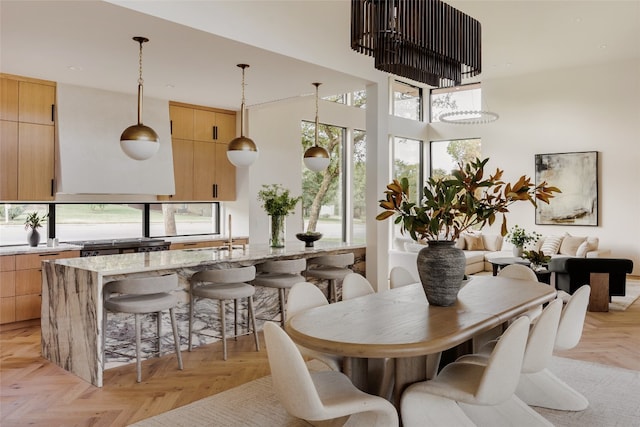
top-left (0, 250), bottom-right (80, 324)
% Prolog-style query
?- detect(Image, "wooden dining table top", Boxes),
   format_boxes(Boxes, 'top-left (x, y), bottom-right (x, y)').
top-left (286, 275), bottom-right (557, 359)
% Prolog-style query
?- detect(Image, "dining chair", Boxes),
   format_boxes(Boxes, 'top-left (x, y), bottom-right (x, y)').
top-left (102, 273), bottom-right (183, 383)
top-left (305, 253), bottom-right (354, 302)
top-left (514, 284), bottom-right (591, 411)
top-left (401, 316), bottom-right (535, 427)
top-left (498, 264), bottom-right (544, 321)
top-left (342, 272), bottom-right (375, 300)
top-left (389, 266), bottom-right (417, 289)
top-left (188, 266), bottom-right (260, 360)
top-left (263, 322), bottom-right (399, 426)
top-left (252, 258), bottom-right (306, 327)
top-left (285, 282), bottom-right (342, 371)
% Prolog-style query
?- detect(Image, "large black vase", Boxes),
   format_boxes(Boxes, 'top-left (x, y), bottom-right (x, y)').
top-left (416, 240), bottom-right (466, 306)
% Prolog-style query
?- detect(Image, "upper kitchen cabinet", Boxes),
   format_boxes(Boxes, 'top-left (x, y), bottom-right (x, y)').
top-left (0, 74), bottom-right (56, 201)
top-left (162, 102), bottom-right (236, 202)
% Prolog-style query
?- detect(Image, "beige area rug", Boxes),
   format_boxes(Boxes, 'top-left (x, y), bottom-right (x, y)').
top-left (130, 357), bottom-right (640, 427)
top-left (610, 279), bottom-right (640, 311)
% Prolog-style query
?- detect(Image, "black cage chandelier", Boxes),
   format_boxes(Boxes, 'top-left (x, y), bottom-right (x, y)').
top-left (351, 0), bottom-right (481, 87)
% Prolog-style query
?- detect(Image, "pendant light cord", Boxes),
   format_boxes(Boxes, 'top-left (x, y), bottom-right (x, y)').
top-left (314, 82), bottom-right (320, 147)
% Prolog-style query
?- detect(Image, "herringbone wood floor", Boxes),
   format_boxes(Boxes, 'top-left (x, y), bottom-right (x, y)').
top-left (2, 294), bottom-right (639, 427)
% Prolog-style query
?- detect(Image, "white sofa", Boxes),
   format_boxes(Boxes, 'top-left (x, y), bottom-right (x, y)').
top-left (389, 232), bottom-right (610, 279)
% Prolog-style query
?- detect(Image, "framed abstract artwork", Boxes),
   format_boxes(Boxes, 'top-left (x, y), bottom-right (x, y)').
top-left (535, 151), bottom-right (598, 226)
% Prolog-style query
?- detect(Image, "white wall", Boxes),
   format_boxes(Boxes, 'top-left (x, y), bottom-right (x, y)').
top-left (430, 59), bottom-right (640, 275)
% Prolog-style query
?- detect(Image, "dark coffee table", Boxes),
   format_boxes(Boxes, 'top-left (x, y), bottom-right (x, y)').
top-left (489, 257), bottom-right (531, 276)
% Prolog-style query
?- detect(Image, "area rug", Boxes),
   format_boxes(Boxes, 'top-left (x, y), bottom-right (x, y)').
top-left (610, 279), bottom-right (640, 311)
top-left (130, 357), bottom-right (640, 427)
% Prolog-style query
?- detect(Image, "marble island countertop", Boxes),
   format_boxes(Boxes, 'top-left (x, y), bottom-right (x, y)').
top-left (45, 241), bottom-right (365, 276)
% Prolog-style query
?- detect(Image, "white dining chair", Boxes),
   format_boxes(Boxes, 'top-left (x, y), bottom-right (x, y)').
top-left (401, 316), bottom-right (535, 427)
top-left (498, 264), bottom-right (543, 321)
top-left (342, 273), bottom-right (375, 300)
top-left (389, 266), bottom-right (417, 289)
top-left (515, 284), bottom-right (591, 411)
top-left (285, 282), bottom-right (342, 371)
top-left (264, 322), bottom-right (399, 426)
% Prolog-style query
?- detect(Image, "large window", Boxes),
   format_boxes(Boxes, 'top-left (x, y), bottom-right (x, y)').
top-left (430, 139), bottom-right (482, 179)
top-left (351, 130), bottom-right (366, 244)
top-left (55, 204), bottom-right (143, 242)
top-left (0, 203), bottom-right (49, 245)
top-left (392, 80), bottom-right (422, 121)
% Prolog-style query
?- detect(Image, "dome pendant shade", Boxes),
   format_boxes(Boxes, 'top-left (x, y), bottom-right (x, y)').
top-left (303, 146), bottom-right (330, 172)
top-left (120, 36), bottom-right (159, 161)
top-left (227, 64), bottom-right (258, 167)
top-left (303, 82), bottom-right (330, 172)
top-left (227, 135), bottom-right (258, 167)
top-left (120, 123), bottom-right (160, 160)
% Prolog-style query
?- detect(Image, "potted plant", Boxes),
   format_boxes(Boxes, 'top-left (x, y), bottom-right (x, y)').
top-left (377, 157), bottom-right (560, 306)
top-left (257, 184), bottom-right (301, 248)
top-left (522, 249), bottom-right (551, 270)
top-left (24, 211), bottom-right (48, 247)
top-left (506, 225), bottom-right (542, 257)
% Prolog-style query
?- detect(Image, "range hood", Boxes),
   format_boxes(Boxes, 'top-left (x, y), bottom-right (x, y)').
top-left (55, 83), bottom-right (175, 196)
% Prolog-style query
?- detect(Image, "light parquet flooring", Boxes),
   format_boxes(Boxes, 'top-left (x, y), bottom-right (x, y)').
top-left (2, 296), bottom-right (639, 427)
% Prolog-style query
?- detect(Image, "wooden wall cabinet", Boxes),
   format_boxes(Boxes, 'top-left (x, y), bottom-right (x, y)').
top-left (161, 101), bottom-right (236, 201)
top-left (0, 251), bottom-right (80, 324)
top-left (0, 74), bottom-right (56, 201)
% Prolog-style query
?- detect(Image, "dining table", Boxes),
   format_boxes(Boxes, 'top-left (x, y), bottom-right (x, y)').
top-left (285, 275), bottom-right (557, 407)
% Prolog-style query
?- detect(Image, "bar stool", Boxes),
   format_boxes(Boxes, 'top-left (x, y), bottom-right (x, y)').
top-left (102, 273), bottom-right (183, 383)
top-left (188, 266), bottom-right (260, 360)
top-left (252, 258), bottom-right (306, 327)
top-left (305, 253), bottom-right (354, 302)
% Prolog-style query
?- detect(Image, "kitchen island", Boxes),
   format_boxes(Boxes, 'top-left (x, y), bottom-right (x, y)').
top-left (41, 242), bottom-right (365, 387)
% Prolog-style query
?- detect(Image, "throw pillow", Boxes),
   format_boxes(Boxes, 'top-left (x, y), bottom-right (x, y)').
top-left (576, 237), bottom-right (599, 257)
top-left (454, 238), bottom-right (466, 250)
top-left (559, 235), bottom-right (587, 256)
top-left (464, 233), bottom-right (485, 251)
top-left (540, 235), bottom-right (564, 255)
top-left (482, 234), bottom-right (503, 252)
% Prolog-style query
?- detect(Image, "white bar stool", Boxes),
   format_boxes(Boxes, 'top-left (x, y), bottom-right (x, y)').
top-left (102, 273), bottom-right (183, 383)
top-left (252, 258), bottom-right (306, 327)
top-left (188, 266), bottom-right (260, 360)
top-left (305, 253), bottom-right (354, 302)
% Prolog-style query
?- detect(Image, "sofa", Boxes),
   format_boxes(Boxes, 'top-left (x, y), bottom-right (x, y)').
top-left (389, 232), bottom-right (610, 279)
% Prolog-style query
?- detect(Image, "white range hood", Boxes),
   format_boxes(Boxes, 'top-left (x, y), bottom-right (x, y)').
top-left (55, 83), bottom-right (175, 196)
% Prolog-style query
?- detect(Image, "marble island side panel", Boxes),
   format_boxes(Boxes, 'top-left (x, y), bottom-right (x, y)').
top-left (41, 242), bottom-right (365, 387)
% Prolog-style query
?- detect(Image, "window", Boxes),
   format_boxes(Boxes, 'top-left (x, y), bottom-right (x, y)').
top-left (324, 91), bottom-right (366, 109)
top-left (301, 121), bottom-right (344, 243)
top-left (430, 82), bottom-right (482, 123)
top-left (430, 139), bottom-right (482, 179)
top-left (393, 137), bottom-right (423, 203)
top-left (0, 203), bottom-right (49, 245)
top-left (149, 203), bottom-right (220, 237)
top-left (55, 204), bottom-right (143, 242)
top-left (392, 80), bottom-right (422, 120)
top-left (351, 130), bottom-right (366, 244)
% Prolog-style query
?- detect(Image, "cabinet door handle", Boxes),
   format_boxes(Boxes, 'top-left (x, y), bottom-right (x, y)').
top-left (51, 104), bottom-right (55, 122)
top-left (213, 126), bottom-right (218, 140)
top-left (50, 179), bottom-right (55, 196)
top-left (170, 120), bottom-right (173, 135)
top-left (212, 184), bottom-right (218, 198)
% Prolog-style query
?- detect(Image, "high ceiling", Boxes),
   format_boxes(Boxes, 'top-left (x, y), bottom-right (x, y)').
top-left (1, 1), bottom-right (639, 110)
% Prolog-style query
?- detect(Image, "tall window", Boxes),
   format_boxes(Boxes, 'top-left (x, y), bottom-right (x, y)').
top-left (0, 203), bottom-right (49, 245)
top-left (392, 80), bottom-right (422, 121)
top-left (301, 121), bottom-right (344, 243)
top-left (351, 130), bottom-right (367, 244)
top-left (430, 82), bottom-right (482, 123)
top-left (55, 204), bottom-right (143, 242)
top-left (393, 137), bottom-right (423, 203)
top-left (430, 139), bottom-right (482, 179)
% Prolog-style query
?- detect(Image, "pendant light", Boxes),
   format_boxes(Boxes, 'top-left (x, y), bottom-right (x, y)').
top-left (303, 82), bottom-right (330, 172)
top-left (120, 36), bottom-right (159, 161)
top-left (227, 64), bottom-right (258, 167)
